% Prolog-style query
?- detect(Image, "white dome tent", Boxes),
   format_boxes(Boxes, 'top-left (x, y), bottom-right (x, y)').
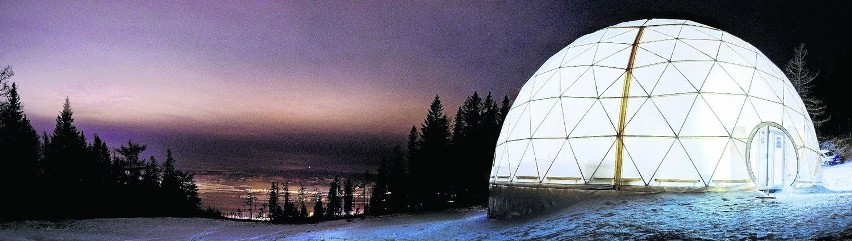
top-left (489, 19), bottom-right (821, 217)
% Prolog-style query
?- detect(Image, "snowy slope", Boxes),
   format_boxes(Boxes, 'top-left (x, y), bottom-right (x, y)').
top-left (822, 161), bottom-right (852, 191)
top-left (4, 165), bottom-right (852, 240)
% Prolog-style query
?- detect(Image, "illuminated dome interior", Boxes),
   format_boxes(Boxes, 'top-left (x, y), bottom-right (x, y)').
top-left (489, 19), bottom-right (821, 190)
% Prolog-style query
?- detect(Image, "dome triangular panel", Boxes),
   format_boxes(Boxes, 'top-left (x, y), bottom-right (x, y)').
top-left (679, 96), bottom-right (729, 136)
top-left (624, 138), bottom-right (677, 183)
top-left (562, 67), bottom-right (598, 97)
top-left (653, 94), bottom-right (698, 134)
top-left (531, 71), bottom-right (561, 100)
top-left (702, 63), bottom-right (746, 95)
top-left (624, 99), bottom-right (676, 136)
top-left (573, 137), bottom-right (617, 182)
top-left (672, 61), bottom-right (714, 91)
top-left (561, 98), bottom-right (597, 135)
top-left (652, 140), bottom-right (703, 182)
top-left (570, 100), bottom-right (616, 137)
top-left (530, 99), bottom-right (566, 139)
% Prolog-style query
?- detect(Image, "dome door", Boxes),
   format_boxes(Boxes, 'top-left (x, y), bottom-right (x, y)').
top-left (747, 124), bottom-right (798, 191)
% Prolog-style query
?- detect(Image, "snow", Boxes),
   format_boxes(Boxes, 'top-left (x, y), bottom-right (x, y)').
top-left (822, 161), bottom-right (852, 191)
top-left (4, 164), bottom-right (852, 240)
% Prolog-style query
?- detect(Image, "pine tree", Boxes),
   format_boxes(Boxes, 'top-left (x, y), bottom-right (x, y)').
top-left (298, 183), bottom-right (308, 218)
top-left (43, 97), bottom-right (89, 217)
top-left (498, 96), bottom-right (510, 128)
top-left (268, 182), bottom-right (280, 221)
top-left (370, 156), bottom-right (389, 215)
top-left (326, 176), bottom-right (342, 217)
top-left (142, 156), bottom-right (161, 189)
top-left (466, 92), bottom-right (500, 205)
top-left (0, 65), bottom-right (12, 96)
top-left (161, 149), bottom-right (181, 214)
top-left (178, 171), bottom-right (201, 215)
top-left (452, 92), bottom-right (486, 204)
top-left (343, 178), bottom-right (354, 216)
top-left (159, 149), bottom-right (201, 217)
top-left (415, 95), bottom-right (451, 210)
top-left (313, 189), bottom-right (324, 219)
top-left (244, 190), bottom-right (256, 220)
top-left (115, 141), bottom-right (147, 188)
top-left (142, 156), bottom-right (161, 216)
top-left (90, 136), bottom-right (112, 184)
top-left (388, 145), bottom-right (407, 212)
top-left (0, 82), bottom-right (40, 220)
top-left (283, 181), bottom-right (295, 218)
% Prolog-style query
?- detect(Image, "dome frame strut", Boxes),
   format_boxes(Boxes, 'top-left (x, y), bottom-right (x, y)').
top-left (614, 26), bottom-right (646, 189)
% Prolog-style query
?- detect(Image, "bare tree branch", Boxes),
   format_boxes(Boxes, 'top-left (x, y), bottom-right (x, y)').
top-left (785, 43), bottom-right (830, 135)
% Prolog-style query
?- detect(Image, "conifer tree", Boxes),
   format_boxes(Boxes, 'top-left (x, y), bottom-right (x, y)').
top-left (326, 176), bottom-right (342, 217)
top-left (388, 145), bottom-right (407, 212)
top-left (0, 81), bottom-right (40, 220)
top-left (417, 95), bottom-right (451, 209)
top-left (283, 181), bottom-right (295, 218)
top-left (160, 149), bottom-right (181, 214)
top-left (244, 190), bottom-right (256, 220)
top-left (405, 126), bottom-right (419, 210)
top-left (90, 135), bottom-right (112, 184)
top-left (298, 183), bottom-right (308, 218)
top-left (498, 96), bottom-right (510, 128)
top-left (268, 182), bottom-right (280, 220)
top-left (313, 189), bottom-right (324, 219)
top-left (371, 156), bottom-right (390, 215)
top-left (343, 178), bottom-right (354, 216)
top-left (142, 156), bottom-right (161, 215)
top-left (44, 97), bottom-right (88, 217)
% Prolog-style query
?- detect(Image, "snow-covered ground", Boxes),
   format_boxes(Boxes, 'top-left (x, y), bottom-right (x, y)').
top-left (822, 160), bottom-right (852, 192)
top-left (4, 163), bottom-right (852, 240)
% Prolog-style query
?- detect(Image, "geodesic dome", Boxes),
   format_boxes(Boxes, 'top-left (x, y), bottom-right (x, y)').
top-left (490, 19), bottom-right (821, 191)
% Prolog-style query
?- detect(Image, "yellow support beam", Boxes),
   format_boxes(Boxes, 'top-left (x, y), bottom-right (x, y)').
top-left (614, 26), bottom-right (645, 189)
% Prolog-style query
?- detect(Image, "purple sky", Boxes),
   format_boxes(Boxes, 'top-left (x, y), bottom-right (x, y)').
top-left (1, 1), bottom-right (573, 173)
top-left (3, 1), bottom-right (850, 174)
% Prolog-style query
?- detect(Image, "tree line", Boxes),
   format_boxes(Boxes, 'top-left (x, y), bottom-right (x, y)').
top-left (229, 176), bottom-right (365, 223)
top-left (370, 92), bottom-right (510, 214)
top-left (0, 66), bottom-right (212, 220)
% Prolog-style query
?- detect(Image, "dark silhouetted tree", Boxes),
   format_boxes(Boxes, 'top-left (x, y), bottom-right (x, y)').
top-left (451, 92), bottom-right (484, 205)
top-left (141, 156), bottom-right (161, 216)
top-left (405, 126), bottom-right (419, 209)
top-left (160, 149), bottom-right (202, 217)
top-left (344, 178), bottom-right (354, 216)
top-left (370, 156), bottom-right (389, 215)
top-left (498, 95), bottom-right (510, 128)
top-left (282, 181), bottom-right (296, 219)
top-left (326, 176), bottom-right (342, 217)
top-left (244, 189), bottom-right (257, 220)
top-left (415, 95), bottom-right (451, 210)
top-left (0, 81), bottom-right (40, 220)
top-left (313, 188), bottom-right (324, 220)
top-left (298, 183), bottom-right (308, 218)
top-left (268, 182), bottom-right (281, 221)
top-left (89, 135), bottom-right (111, 184)
top-left (160, 149), bottom-right (181, 214)
top-left (43, 97), bottom-right (88, 217)
top-left (387, 145), bottom-right (407, 212)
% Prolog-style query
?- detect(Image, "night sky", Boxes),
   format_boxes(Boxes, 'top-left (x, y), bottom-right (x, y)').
top-left (2, 1), bottom-right (850, 175)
